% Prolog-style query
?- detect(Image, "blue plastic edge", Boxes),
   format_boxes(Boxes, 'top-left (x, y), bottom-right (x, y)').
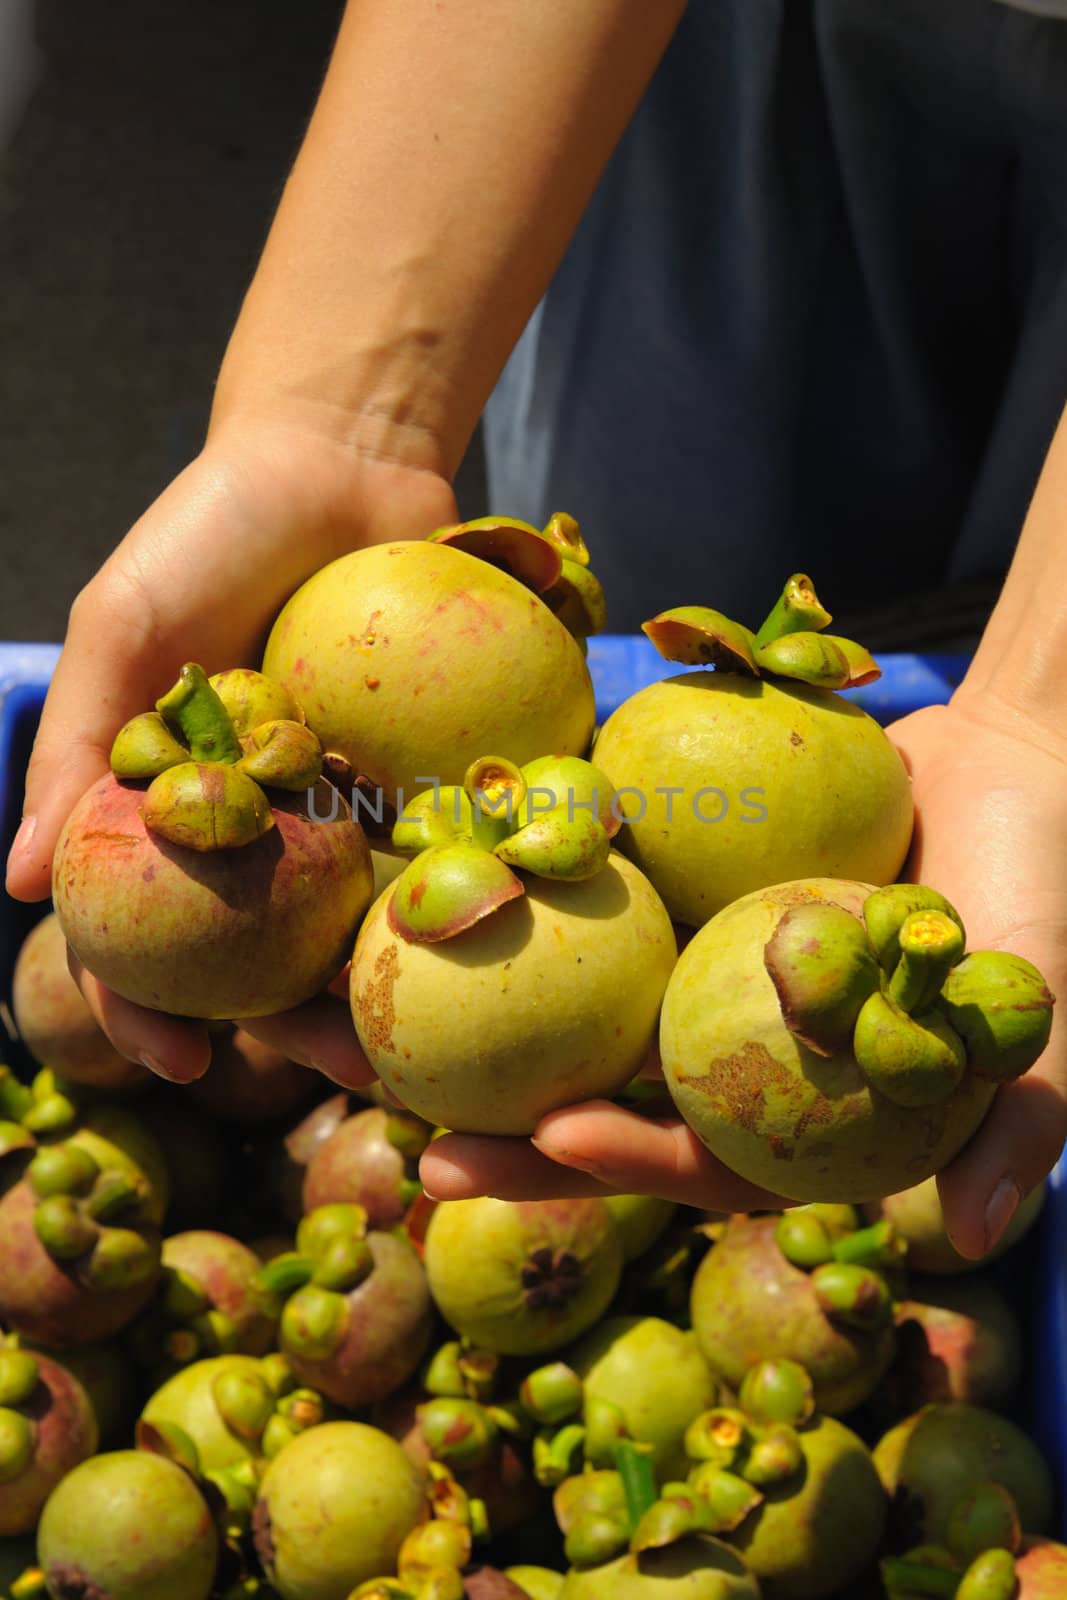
top-left (1, 639), bottom-right (1064, 1534)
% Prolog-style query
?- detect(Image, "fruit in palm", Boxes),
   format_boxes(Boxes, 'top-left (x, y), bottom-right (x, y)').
top-left (424, 1198), bottom-right (623, 1357)
top-left (592, 575), bottom-right (912, 927)
top-left (865, 1175), bottom-right (1046, 1274)
top-left (566, 1316), bottom-right (718, 1477)
top-left (37, 1449), bottom-right (218, 1600)
top-left (53, 664), bottom-right (372, 1018)
top-left (874, 1403), bottom-right (1055, 1547)
top-left (0, 1348), bottom-right (97, 1536)
top-left (660, 879), bottom-right (1053, 1201)
top-left (256, 1204), bottom-right (434, 1409)
top-left (253, 1420), bottom-right (425, 1600)
top-left (351, 755), bottom-right (675, 1135)
top-left (12, 911), bottom-right (147, 1092)
top-left (302, 1106), bottom-right (430, 1227)
top-left (688, 1213), bottom-right (895, 1416)
top-left (262, 518), bottom-right (600, 807)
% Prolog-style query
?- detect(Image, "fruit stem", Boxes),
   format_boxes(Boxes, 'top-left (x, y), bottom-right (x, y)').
top-left (254, 1253), bottom-right (317, 1298)
top-left (615, 1439), bottom-right (659, 1532)
top-left (887, 912), bottom-right (966, 1015)
top-left (831, 1219), bottom-right (906, 1270)
top-left (753, 574), bottom-right (832, 648)
top-left (156, 664), bottom-right (242, 764)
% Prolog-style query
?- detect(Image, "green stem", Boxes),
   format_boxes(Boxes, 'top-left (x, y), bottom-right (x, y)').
top-left (887, 912), bottom-right (966, 1015)
top-left (753, 574), bottom-right (832, 648)
top-left (253, 1253), bottom-right (317, 1297)
top-left (156, 664), bottom-right (242, 764)
top-left (615, 1440), bottom-right (659, 1533)
top-left (831, 1219), bottom-right (906, 1270)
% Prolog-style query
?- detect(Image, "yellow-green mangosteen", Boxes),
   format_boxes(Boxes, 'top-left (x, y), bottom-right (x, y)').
top-left (660, 878), bottom-right (1053, 1202)
top-left (593, 575), bottom-right (913, 927)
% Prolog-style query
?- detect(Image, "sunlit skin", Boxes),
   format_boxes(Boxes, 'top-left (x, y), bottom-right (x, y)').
top-left (6, 1), bottom-right (1066, 1263)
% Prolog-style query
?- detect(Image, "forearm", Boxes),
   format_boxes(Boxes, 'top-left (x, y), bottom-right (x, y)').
top-left (212, 0), bottom-right (686, 477)
top-left (958, 400), bottom-right (1067, 747)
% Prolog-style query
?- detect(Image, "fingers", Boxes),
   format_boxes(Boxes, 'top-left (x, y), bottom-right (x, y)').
top-left (239, 994), bottom-right (377, 1091)
top-left (69, 954), bottom-right (211, 1084)
top-left (938, 1068), bottom-right (1067, 1260)
top-left (421, 1134), bottom-right (621, 1202)
top-left (6, 571), bottom-right (158, 902)
top-left (422, 1099), bottom-right (783, 1210)
top-left (533, 1101), bottom-right (786, 1210)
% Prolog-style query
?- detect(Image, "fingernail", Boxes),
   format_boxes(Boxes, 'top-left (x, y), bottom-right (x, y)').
top-left (984, 1176), bottom-right (1021, 1253)
top-left (9, 816), bottom-right (36, 860)
top-left (139, 1051), bottom-right (184, 1084)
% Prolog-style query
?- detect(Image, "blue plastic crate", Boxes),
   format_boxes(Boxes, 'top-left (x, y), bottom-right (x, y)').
top-left (0, 642), bottom-right (1064, 1535)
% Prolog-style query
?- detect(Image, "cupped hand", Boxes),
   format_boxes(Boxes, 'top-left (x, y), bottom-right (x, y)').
top-left (422, 696), bottom-right (1067, 1253)
top-left (6, 414), bottom-right (457, 1086)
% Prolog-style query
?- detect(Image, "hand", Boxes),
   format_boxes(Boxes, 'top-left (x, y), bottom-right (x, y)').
top-left (891, 695), bottom-right (1067, 1259)
top-left (422, 697), bottom-right (1067, 1254)
top-left (6, 413), bottom-right (456, 1087)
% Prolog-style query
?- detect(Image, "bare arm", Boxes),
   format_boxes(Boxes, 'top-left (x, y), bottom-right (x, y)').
top-left (7, 0), bottom-right (685, 1088)
top-left (213, 0), bottom-right (688, 472)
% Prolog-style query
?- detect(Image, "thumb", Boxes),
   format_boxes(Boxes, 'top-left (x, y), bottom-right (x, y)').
top-left (6, 574), bottom-right (157, 901)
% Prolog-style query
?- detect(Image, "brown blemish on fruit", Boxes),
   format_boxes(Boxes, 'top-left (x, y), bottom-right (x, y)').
top-left (790, 731), bottom-right (804, 747)
top-left (769, 1136), bottom-right (794, 1160)
top-left (356, 944), bottom-right (400, 1055)
top-left (44, 1564), bottom-right (109, 1600)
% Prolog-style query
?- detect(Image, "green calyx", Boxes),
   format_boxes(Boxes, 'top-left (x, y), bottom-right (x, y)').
top-left (399, 1520), bottom-right (472, 1584)
top-left (144, 1264), bottom-right (242, 1363)
top-left (427, 511), bottom-right (605, 640)
top-left (253, 1205), bottom-right (371, 1359)
top-left (387, 751), bottom-right (617, 943)
top-left (533, 1421), bottom-right (588, 1486)
top-left (956, 1549), bottom-right (1018, 1600)
top-left (418, 1397), bottom-right (499, 1470)
top-left (810, 1261), bottom-right (893, 1329)
top-left (30, 1140), bottom-right (158, 1288)
top-left (682, 1388), bottom-right (803, 1499)
top-left (0, 1407), bottom-right (35, 1483)
top-left (643, 573), bottom-right (881, 689)
top-left (0, 1350), bottom-right (40, 1409)
top-left (520, 1361), bottom-right (584, 1427)
top-left (554, 1469), bottom-right (631, 1568)
top-left (775, 1208), bottom-right (904, 1276)
top-left (0, 1067), bottom-right (79, 1155)
top-left (683, 1408), bottom-right (751, 1472)
top-left (737, 1359), bottom-right (814, 1428)
top-left (110, 663), bottom-right (324, 851)
top-left (764, 884), bottom-right (1054, 1108)
top-left (213, 1369), bottom-right (277, 1443)
top-left (421, 1340), bottom-right (499, 1403)
top-left (945, 1483), bottom-right (1022, 1565)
